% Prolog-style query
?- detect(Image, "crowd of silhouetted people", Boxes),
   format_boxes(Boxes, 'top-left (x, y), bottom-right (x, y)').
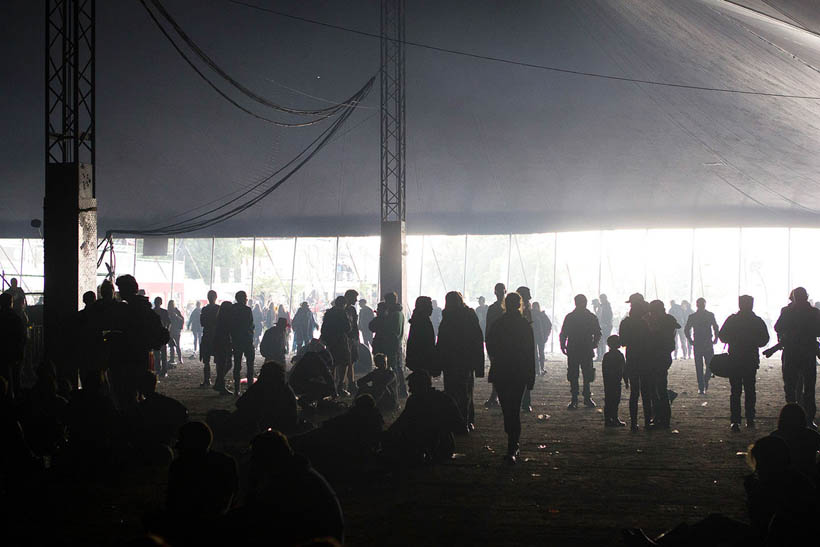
top-left (2, 271), bottom-right (820, 545)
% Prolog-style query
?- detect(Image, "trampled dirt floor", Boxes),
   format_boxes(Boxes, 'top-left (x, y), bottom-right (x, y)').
top-left (30, 354), bottom-right (793, 546)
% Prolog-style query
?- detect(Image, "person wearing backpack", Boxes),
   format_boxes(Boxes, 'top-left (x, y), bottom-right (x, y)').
top-left (720, 295), bottom-right (770, 432)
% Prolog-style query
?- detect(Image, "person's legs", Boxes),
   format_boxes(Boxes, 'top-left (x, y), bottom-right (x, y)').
top-left (729, 374), bottom-right (742, 425)
top-left (629, 373), bottom-right (640, 427)
top-left (443, 370), bottom-right (469, 427)
top-left (389, 352), bottom-right (407, 398)
top-left (244, 346), bottom-right (255, 384)
top-left (800, 358), bottom-right (817, 423)
top-left (497, 383), bottom-right (525, 454)
top-left (693, 347), bottom-right (705, 393)
top-left (653, 370), bottom-right (670, 427)
top-left (639, 373), bottom-right (654, 427)
top-left (233, 350), bottom-right (242, 389)
top-left (703, 347), bottom-right (714, 391)
top-left (537, 343), bottom-right (546, 373)
top-left (580, 358), bottom-right (594, 402)
top-left (566, 353), bottom-right (580, 404)
top-left (202, 355), bottom-right (211, 385)
top-left (466, 374), bottom-right (475, 425)
top-left (782, 353), bottom-right (799, 404)
top-left (744, 370), bottom-right (756, 425)
top-left (603, 381), bottom-right (614, 422)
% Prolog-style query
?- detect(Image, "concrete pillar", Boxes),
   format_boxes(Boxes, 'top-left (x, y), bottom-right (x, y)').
top-left (43, 162), bottom-right (97, 364)
top-left (380, 220), bottom-right (407, 309)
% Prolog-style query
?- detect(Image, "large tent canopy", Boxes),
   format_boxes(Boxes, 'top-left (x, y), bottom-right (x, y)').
top-left (2, 0), bottom-right (820, 237)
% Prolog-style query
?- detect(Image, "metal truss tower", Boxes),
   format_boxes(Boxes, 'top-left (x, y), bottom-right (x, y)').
top-left (379, 0), bottom-right (407, 306)
top-left (43, 0), bottom-right (98, 373)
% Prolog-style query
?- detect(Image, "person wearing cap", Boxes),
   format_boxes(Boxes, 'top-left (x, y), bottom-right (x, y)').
top-left (684, 297), bottom-right (720, 395)
top-left (719, 295), bottom-right (770, 432)
top-left (774, 287), bottom-right (820, 427)
top-left (619, 293), bottom-right (653, 431)
top-left (559, 294), bottom-right (602, 410)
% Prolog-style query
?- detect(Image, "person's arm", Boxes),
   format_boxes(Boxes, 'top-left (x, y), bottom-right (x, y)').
top-left (559, 320), bottom-right (568, 355)
top-left (357, 370), bottom-right (376, 388)
top-left (718, 317), bottom-right (729, 344)
top-left (526, 327), bottom-right (536, 390)
top-left (591, 316), bottom-right (602, 349)
top-left (711, 314), bottom-right (720, 344)
top-left (757, 318), bottom-right (770, 348)
top-left (684, 316), bottom-right (694, 345)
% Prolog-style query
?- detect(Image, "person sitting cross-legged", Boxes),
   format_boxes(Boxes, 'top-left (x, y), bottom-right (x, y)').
top-left (383, 370), bottom-right (466, 464)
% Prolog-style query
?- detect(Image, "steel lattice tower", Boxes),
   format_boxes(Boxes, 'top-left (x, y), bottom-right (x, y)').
top-left (380, 0), bottom-right (405, 223)
top-left (43, 0), bottom-right (98, 373)
top-left (379, 0), bottom-right (407, 306)
top-left (46, 0), bottom-right (95, 175)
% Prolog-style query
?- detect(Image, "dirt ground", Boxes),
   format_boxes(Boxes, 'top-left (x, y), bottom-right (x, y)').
top-left (30, 354), bottom-right (792, 546)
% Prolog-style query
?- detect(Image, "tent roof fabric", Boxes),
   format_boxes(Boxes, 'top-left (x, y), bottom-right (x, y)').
top-left (1, 0), bottom-right (820, 237)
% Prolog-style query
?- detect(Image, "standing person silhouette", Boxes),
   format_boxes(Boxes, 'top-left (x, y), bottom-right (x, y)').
top-left (774, 287), bottom-right (820, 428)
top-left (321, 296), bottom-right (352, 397)
top-left (358, 298), bottom-right (375, 349)
top-left (188, 300), bottom-right (202, 356)
top-left (531, 302), bottom-right (552, 375)
top-left (596, 294), bottom-right (613, 362)
top-left (476, 296), bottom-right (489, 339)
top-left (153, 297), bottom-right (171, 377)
top-left (486, 292), bottom-right (535, 464)
top-left (213, 301), bottom-right (234, 395)
top-left (517, 286), bottom-right (537, 413)
top-left (669, 300), bottom-right (688, 359)
top-left (719, 295), bottom-right (770, 432)
top-left (645, 300), bottom-right (680, 429)
top-left (435, 291), bottom-right (485, 431)
top-left (560, 294), bottom-right (602, 410)
top-left (685, 298), bottom-right (720, 395)
top-left (199, 291), bottom-right (218, 388)
top-left (619, 293), bottom-right (653, 431)
top-left (484, 283), bottom-right (506, 408)
top-left (405, 296), bottom-right (437, 376)
top-left (167, 300), bottom-right (184, 366)
top-left (230, 291), bottom-right (255, 396)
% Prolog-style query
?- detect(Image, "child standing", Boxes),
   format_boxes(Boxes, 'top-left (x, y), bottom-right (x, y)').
top-left (602, 334), bottom-right (626, 427)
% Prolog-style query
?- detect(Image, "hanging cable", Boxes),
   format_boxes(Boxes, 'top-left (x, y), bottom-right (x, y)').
top-left (226, 0), bottom-right (820, 101)
top-left (107, 76), bottom-right (375, 237)
top-left (147, 0), bottom-right (363, 116)
top-left (139, 0), bottom-right (341, 127)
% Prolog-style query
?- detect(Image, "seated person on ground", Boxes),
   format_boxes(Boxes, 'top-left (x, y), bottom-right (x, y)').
top-left (384, 370), bottom-right (466, 463)
top-left (769, 402), bottom-right (820, 484)
top-left (158, 422), bottom-right (238, 543)
top-left (259, 318), bottom-right (288, 364)
top-left (136, 370), bottom-right (188, 455)
top-left (623, 435), bottom-right (819, 546)
top-left (355, 353), bottom-right (397, 412)
top-left (16, 362), bottom-right (68, 457)
top-left (290, 394), bottom-right (384, 475)
top-left (289, 339), bottom-right (337, 407)
top-left (228, 430), bottom-right (344, 546)
top-left (209, 362), bottom-right (298, 440)
top-left (64, 369), bottom-right (123, 469)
